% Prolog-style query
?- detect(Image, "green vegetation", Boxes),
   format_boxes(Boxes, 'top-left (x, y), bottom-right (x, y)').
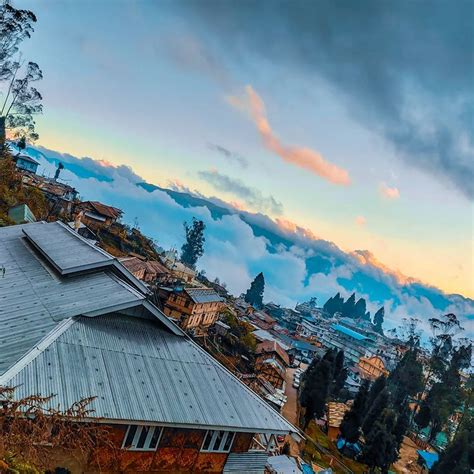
top-left (300, 349), bottom-right (347, 428)
top-left (0, 153), bottom-right (48, 225)
top-left (244, 272), bottom-right (265, 308)
top-left (180, 217), bottom-right (206, 269)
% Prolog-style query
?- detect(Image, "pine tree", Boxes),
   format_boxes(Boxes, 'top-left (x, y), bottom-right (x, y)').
top-left (363, 387), bottom-right (389, 436)
top-left (366, 375), bottom-right (387, 411)
top-left (323, 292), bottom-right (344, 317)
top-left (431, 417), bottom-right (473, 474)
top-left (387, 349), bottom-right (423, 407)
top-left (180, 218), bottom-right (206, 269)
top-left (331, 350), bottom-right (347, 398)
top-left (244, 272), bottom-right (265, 308)
top-left (340, 380), bottom-right (370, 444)
top-left (342, 292), bottom-right (356, 318)
top-left (393, 403), bottom-right (410, 451)
top-left (300, 352), bottom-right (335, 428)
top-left (373, 306), bottom-right (385, 334)
top-left (354, 297), bottom-right (367, 319)
top-left (362, 409), bottom-right (398, 473)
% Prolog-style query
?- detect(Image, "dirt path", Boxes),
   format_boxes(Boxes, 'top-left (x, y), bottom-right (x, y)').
top-left (282, 368), bottom-right (298, 425)
top-left (392, 436), bottom-right (423, 474)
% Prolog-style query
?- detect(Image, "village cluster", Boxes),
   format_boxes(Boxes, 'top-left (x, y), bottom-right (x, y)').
top-left (1, 152), bottom-right (469, 474)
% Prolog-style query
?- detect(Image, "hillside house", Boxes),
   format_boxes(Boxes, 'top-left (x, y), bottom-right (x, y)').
top-left (21, 173), bottom-right (78, 217)
top-left (76, 200), bottom-right (123, 229)
top-left (0, 221), bottom-right (298, 473)
top-left (357, 355), bottom-right (389, 381)
top-left (120, 256), bottom-right (170, 283)
top-left (14, 154), bottom-right (39, 173)
top-left (255, 341), bottom-right (290, 390)
top-left (160, 287), bottom-right (225, 334)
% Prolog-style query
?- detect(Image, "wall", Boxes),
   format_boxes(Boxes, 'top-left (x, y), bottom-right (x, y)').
top-left (51, 425), bottom-right (254, 474)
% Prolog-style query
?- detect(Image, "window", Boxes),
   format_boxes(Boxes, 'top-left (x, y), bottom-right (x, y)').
top-left (201, 430), bottom-right (235, 453)
top-left (122, 425), bottom-right (163, 451)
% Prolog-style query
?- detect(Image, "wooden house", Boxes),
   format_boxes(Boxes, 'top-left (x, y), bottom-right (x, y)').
top-left (162, 287), bottom-right (225, 334)
top-left (357, 355), bottom-right (389, 381)
top-left (255, 341), bottom-right (290, 390)
top-left (76, 200), bottom-right (123, 229)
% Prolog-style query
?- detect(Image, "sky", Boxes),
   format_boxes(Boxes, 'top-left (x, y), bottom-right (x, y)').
top-left (8, 0), bottom-right (474, 300)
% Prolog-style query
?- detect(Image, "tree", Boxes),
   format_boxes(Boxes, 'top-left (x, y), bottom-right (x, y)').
top-left (323, 292), bottom-right (344, 317)
top-left (353, 297), bottom-right (367, 320)
top-left (430, 416), bottom-right (474, 474)
top-left (300, 353), bottom-right (334, 428)
top-left (244, 272), bottom-right (265, 308)
top-left (393, 403), bottom-right (410, 451)
top-left (361, 409), bottom-right (398, 473)
top-left (387, 349), bottom-right (423, 407)
top-left (0, 2), bottom-right (42, 146)
top-left (363, 387), bottom-right (389, 437)
top-left (180, 217), bottom-right (205, 269)
top-left (341, 292), bottom-right (356, 318)
top-left (366, 375), bottom-right (387, 410)
top-left (331, 350), bottom-right (347, 398)
top-left (373, 306), bottom-right (385, 334)
top-left (339, 380), bottom-right (370, 445)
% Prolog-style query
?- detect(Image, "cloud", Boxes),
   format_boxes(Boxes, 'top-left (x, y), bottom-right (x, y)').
top-left (22, 144), bottom-right (474, 340)
top-left (228, 86), bottom-right (351, 186)
top-left (182, 1), bottom-right (474, 199)
top-left (379, 182), bottom-right (400, 200)
top-left (198, 168), bottom-right (283, 215)
top-left (207, 143), bottom-right (248, 168)
top-left (355, 215), bottom-right (367, 226)
top-left (158, 34), bottom-right (232, 87)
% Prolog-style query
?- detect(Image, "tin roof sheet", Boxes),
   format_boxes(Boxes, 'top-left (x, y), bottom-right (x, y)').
top-left (23, 221), bottom-right (113, 274)
top-left (0, 223), bottom-right (150, 375)
top-left (185, 287), bottom-right (224, 304)
top-left (3, 314), bottom-right (295, 433)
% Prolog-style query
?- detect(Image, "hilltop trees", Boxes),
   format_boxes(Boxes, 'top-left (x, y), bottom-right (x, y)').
top-left (373, 307), bottom-right (385, 334)
top-left (322, 292), bottom-right (384, 332)
top-left (0, 2), bottom-right (42, 147)
top-left (244, 272), bottom-right (265, 308)
top-left (180, 218), bottom-right (205, 269)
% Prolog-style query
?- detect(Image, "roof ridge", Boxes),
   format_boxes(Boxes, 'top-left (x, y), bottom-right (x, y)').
top-left (0, 318), bottom-right (76, 385)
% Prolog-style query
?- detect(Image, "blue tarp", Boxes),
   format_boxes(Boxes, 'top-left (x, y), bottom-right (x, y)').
top-left (331, 324), bottom-right (368, 341)
top-left (417, 450), bottom-right (439, 469)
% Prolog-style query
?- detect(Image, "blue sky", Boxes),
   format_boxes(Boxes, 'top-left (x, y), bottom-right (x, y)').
top-left (9, 0), bottom-right (474, 299)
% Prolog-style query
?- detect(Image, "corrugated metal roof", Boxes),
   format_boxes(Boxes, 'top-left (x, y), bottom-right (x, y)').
top-left (223, 452), bottom-right (268, 473)
top-left (185, 287), bottom-right (224, 304)
top-left (0, 223), bottom-right (146, 374)
top-left (23, 221), bottom-right (113, 274)
top-left (4, 314), bottom-right (295, 434)
top-left (0, 222), bottom-right (297, 435)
